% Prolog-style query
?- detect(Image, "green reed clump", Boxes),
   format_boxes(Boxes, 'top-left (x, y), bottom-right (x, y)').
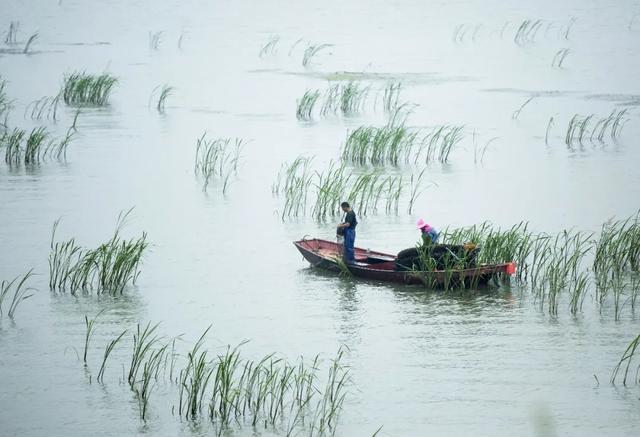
top-left (77, 321), bottom-right (350, 434)
top-left (273, 156), bottom-right (314, 219)
top-left (1, 126), bottom-right (73, 166)
top-left (23, 32), bottom-right (38, 54)
top-left (83, 310), bottom-right (105, 365)
top-left (302, 43), bottom-right (332, 67)
top-left (156, 85), bottom-right (173, 113)
top-left (48, 211), bottom-right (148, 295)
top-left (25, 95), bottom-right (61, 121)
top-left (341, 122), bottom-right (418, 165)
top-left (611, 333), bottom-right (640, 386)
top-left (341, 121), bottom-right (463, 165)
top-left (194, 133), bottom-right (244, 193)
top-left (514, 19), bottom-right (545, 45)
top-left (0, 270), bottom-right (35, 318)
top-left (259, 35), bottom-right (280, 57)
top-left (552, 48), bottom-right (570, 68)
top-left (564, 109), bottom-right (628, 148)
top-left (381, 81), bottom-right (402, 113)
top-left (62, 72), bottom-right (118, 106)
top-left (321, 81), bottom-right (370, 116)
top-left (97, 329), bottom-right (127, 383)
top-left (4, 21), bottom-right (19, 45)
top-left (149, 31), bottom-right (163, 50)
top-left (275, 158), bottom-right (427, 220)
top-left (0, 77), bottom-right (11, 122)
top-left (296, 89), bottom-right (320, 120)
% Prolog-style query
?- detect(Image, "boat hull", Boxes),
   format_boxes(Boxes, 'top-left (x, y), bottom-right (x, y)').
top-left (293, 238), bottom-right (513, 288)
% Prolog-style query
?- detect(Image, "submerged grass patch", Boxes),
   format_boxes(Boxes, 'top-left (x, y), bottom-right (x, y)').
top-left (48, 210), bottom-right (148, 295)
top-left (2, 126), bottom-right (74, 166)
top-left (84, 322), bottom-right (350, 434)
top-left (440, 213), bottom-right (640, 315)
top-left (563, 109), bottom-right (628, 148)
top-left (0, 270), bottom-right (35, 318)
top-left (341, 120), bottom-right (464, 165)
top-left (302, 42), bottom-right (332, 67)
top-left (274, 158), bottom-right (428, 220)
top-left (62, 72), bottom-right (118, 106)
top-left (194, 133), bottom-right (244, 193)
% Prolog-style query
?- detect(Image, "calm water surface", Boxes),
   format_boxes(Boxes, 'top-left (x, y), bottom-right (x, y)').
top-left (1, 0), bottom-right (639, 436)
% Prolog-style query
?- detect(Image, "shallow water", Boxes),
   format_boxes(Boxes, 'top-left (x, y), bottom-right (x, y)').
top-left (1, 0), bottom-right (640, 436)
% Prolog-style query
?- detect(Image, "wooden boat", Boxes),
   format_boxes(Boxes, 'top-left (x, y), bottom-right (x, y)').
top-left (293, 238), bottom-right (516, 288)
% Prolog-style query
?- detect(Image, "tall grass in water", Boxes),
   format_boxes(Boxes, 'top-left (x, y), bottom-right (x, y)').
top-left (83, 310), bottom-right (104, 365)
top-left (302, 43), bottom-right (332, 67)
top-left (194, 133), bottom-right (244, 193)
top-left (0, 270), bottom-right (35, 318)
top-left (274, 158), bottom-right (425, 220)
top-left (441, 215), bottom-right (640, 316)
top-left (48, 211), bottom-right (148, 294)
top-left (551, 48), bottom-right (570, 68)
top-left (564, 109), bottom-right (628, 148)
top-left (611, 334), bottom-right (640, 386)
top-left (341, 121), bottom-right (463, 165)
top-left (25, 95), bottom-right (61, 121)
top-left (97, 329), bottom-right (127, 383)
top-left (155, 85), bottom-right (173, 113)
top-left (320, 81), bottom-right (370, 116)
top-left (259, 35), bottom-right (279, 57)
top-left (149, 31), bottom-right (163, 50)
top-left (296, 89), bottom-right (320, 120)
top-left (273, 156), bottom-right (314, 219)
top-left (62, 72), bottom-right (118, 106)
top-left (2, 126), bottom-right (74, 166)
top-left (381, 81), bottom-right (402, 113)
top-left (4, 21), bottom-right (19, 45)
top-left (23, 32), bottom-right (38, 54)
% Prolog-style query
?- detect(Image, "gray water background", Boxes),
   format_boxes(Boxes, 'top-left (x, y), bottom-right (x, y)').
top-left (1, 0), bottom-right (640, 436)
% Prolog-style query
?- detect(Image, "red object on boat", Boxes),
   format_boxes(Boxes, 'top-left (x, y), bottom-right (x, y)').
top-left (293, 238), bottom-right (514, 288)
top-left (506, 262), bottom-right (517, 276)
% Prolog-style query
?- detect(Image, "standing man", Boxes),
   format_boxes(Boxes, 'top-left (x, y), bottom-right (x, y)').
top-left (337, 202), bottom-right (357, 264)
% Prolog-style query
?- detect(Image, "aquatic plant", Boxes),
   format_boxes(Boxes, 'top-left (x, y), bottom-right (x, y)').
top-left (512, 96), bottom-right (534, 120)
top-left (273, 156), bottom-right (314, 218)
top-left (194, 133), bottom-right (244, 193)
top-left (83, 310), bottom-right (104, 365)
top-left (296, 89), bottom-right (320, 120)
top-left (545, 117), bottom-right (554, 145)
top-left (48, 211), bottom-right (148, 294)
top-left (149, 31), bottom-right (163, 50)
top-left (472, 131), bottom-right (498, 164)
top-left (0, 270), bottom-right (35, 318)
top-left (128, 322), bottom-right (162, 386)
top-left (97, 330), bottom-right (127, 383)
top-left (381, 81), bottom-right (402, 113)
top-left (514, 19), bottom-right (545, 45)
top-left (611, 333), bottom-right (640, 386)
top-left (564, 109), bottom-right (629, 148)
top-left (4, 21), bottom-right (19, 45)
top-left (302, 43), bottom-right (332, 67)
top-left (341, 121), bottom-right (463, 165)
top-left (62, 72), bottom-right (118, 106)
top-left (23, 32), bottom-right (38, 54)
top-left (274, 158), bottom-right (427, 220)
top-left (259, 35), bottom-right (280, 57)
top-left (25, 95), bottom-right (61, 121)
top-left (341, 123), bottom-right (418, 165)
top-left (1, 126), bottom-right (73, 166)
top-left (552, 48), bottom-right (570, 68)
top-left (320, 81), bottom-right (370, 116)
top-left (156, 85), bottom-right (173, 113)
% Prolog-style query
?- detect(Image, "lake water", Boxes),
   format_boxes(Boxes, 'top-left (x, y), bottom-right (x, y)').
top-left (1, 0), bottom-right (639, 436)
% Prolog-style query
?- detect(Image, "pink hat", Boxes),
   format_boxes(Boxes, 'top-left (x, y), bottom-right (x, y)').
top-left (416, 218), bottom-right (431, 231)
